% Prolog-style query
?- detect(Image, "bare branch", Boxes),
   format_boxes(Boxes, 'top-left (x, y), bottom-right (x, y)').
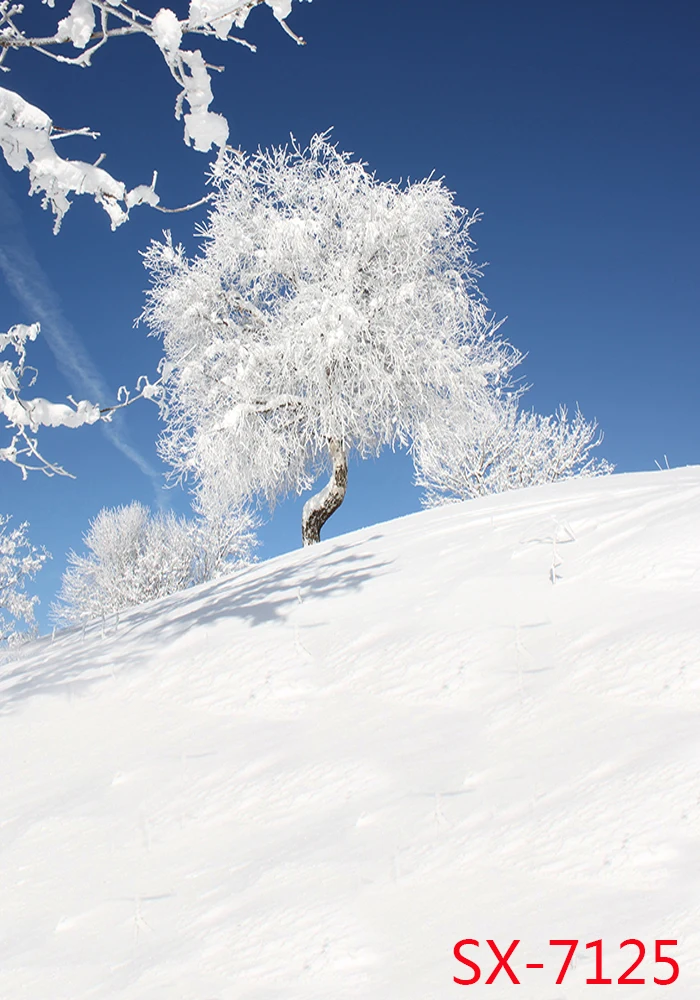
top-left (153, 193), bottom-right (214, 214)
top-left (277, 18), bottom-right (305, 45)
top-left (50, 125), bottom-right (100, 140)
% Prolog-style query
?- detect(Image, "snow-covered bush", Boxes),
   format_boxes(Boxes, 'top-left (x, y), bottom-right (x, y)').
top-left (189, 479), bottom-right (258, 583)
top-left (414, 397), bottom-right (614, 506)
top-left (0, 514), bottom-right (49, 646)
top-left (51, 500), bottom-right (255, 626)
top-left (0, 0), bottom-right (310, 230)
top-left (142, 132), bottom-right (520, 544)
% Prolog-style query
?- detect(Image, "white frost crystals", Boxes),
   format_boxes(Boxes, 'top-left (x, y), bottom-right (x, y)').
top-left (142, 133), bottom-right (519, 542)
top-left (0, 317), bottom-right (172, 480)
top-left (0, 0), bottom-right (309, 229)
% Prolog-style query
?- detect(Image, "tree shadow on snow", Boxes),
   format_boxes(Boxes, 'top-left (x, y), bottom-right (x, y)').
top-left (0, 534), bottom-right (390, 714)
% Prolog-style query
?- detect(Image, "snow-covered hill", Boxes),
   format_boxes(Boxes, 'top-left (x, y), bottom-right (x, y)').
top-left (2, 468), bottom-right (700, 999)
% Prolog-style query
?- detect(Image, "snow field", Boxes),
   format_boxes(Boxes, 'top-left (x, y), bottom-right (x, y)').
top-left (1, 467), bottom-right (700, 998)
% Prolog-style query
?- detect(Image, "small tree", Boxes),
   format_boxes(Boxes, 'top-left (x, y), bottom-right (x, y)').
top-left (414, 396), bottom-right (614, 506)
top-left (142, 133), bottom-right (520, 544)
top-left (1, 513), bottom-right (48, 645)
top-left (51, 499), bottom-right (255, 626)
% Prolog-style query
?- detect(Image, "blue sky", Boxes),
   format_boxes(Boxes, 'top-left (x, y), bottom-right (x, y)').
top-left (1, 0), bottom-right (699, 629)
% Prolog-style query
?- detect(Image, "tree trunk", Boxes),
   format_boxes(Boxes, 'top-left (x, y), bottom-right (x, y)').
top-left (302, 438), bottom-right (348, 546)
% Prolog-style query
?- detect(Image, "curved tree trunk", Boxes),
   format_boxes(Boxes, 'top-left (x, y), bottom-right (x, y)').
top-left (302, 438), bottom-right (348, 546)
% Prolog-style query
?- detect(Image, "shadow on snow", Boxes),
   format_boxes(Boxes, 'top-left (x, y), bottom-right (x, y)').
top-left (0, 534), bottom-right (390, 713)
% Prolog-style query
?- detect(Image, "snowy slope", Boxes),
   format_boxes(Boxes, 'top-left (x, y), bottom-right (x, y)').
top-left (2, 467), bottom-right (700, 999)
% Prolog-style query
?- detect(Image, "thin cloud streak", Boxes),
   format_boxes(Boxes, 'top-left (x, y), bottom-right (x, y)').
top-left (0, 179), bottom-right (164, 499)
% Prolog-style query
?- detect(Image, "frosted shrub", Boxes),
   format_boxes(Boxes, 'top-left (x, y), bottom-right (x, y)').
top-left (52, 500), bottom-right (255, 626)
top-left (0, 515), bottom-right (49, 646)
top-left (415, 398), bottom-right (613, 505)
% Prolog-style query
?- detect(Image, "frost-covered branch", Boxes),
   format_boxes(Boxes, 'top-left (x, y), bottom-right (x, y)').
top-left (0, 85), bottom-right (161, 232)
top-left (98, 365), bottom-right (169, 419)
top-left (0, 1), bottom-right (310, 229)
top-left (0, 321), bottom-right (166, 478)
top-left (0, 322), bottom-right (100, 477)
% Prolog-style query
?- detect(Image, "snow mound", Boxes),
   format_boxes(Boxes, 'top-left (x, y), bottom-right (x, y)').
top-left (2, 468), bottom-right (700, 998)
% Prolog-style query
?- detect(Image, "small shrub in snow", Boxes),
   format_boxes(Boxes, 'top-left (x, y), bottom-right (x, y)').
top-left (414, 398), bottom-right (613, 505)
top-left (51, 500), bottom-right (255, 627)
top-left (0, 515), bottom-right (49, 646)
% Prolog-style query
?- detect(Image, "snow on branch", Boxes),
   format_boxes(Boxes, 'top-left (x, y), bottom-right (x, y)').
top-left (0, 83), bottom-right (159, 231)
top-left (0, 1), bottom-right (310, 229)
top-left (0, 321), bottom-right (166, 478)
top-left (0, 321), bottom-right (100, 476)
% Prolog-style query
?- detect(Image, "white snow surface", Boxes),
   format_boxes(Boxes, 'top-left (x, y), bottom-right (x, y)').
top-left (2, 467), bottom-right (700, 998)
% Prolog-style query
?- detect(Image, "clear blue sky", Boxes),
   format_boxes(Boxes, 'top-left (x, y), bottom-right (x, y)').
top-left (1, 0), bottom-right (698, 629)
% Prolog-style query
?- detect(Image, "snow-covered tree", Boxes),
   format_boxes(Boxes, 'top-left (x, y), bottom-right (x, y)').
top-left (0, 0), bottom-right (310, 230)
top-left (142, 133), bottom-right (520, 545)
top-left (51, 499), bottom-right (256, 627)
top-left (414, 396), bottom-right (614, 506)
top-left (1, 513), bottom-right (48, 646)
